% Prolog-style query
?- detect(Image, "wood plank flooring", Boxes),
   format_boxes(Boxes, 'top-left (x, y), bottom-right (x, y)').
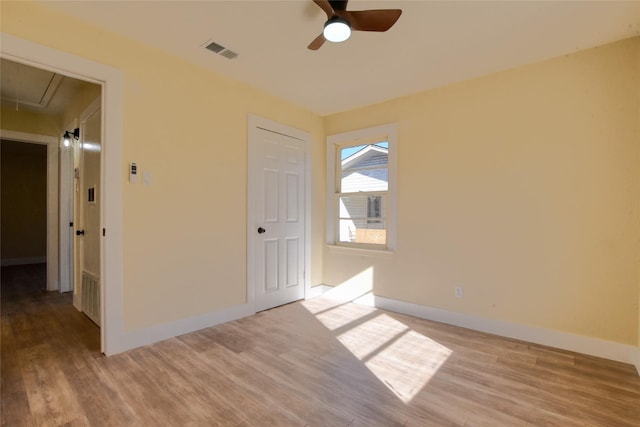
top-left (2, 264), bottom-right (639, 426)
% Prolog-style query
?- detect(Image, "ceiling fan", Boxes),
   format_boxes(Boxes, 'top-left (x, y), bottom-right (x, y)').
top-left (308, 0), bottom-right (402, 50)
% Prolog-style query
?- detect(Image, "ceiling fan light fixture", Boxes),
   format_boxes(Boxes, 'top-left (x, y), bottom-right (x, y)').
top-left (323, 16), bottom-right (351, 43)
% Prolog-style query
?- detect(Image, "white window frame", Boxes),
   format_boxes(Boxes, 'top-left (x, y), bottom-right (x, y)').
top-left (326, 123), bottom-right (397, 252)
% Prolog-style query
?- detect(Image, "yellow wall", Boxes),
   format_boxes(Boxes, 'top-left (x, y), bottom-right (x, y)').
top-left (1, 1), bottom-right (325, 331)
top-left (60, 83), bottom-right (101, 130)
top-left (324, 37), bottom-right (640, 346)
top-left (0, 107), bottom-right (59, 136)
top-left (1, 140), bottom-right (48, 261)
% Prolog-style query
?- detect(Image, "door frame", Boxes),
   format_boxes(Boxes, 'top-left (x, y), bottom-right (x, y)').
top-left (59, 119), bottom-right (76, 295)
top-left (1, 33), bottom-right (124, 355)
top-left (247, 114), bottom-right (312, 311)
top-left (0, 130), bottom-right (58, 292)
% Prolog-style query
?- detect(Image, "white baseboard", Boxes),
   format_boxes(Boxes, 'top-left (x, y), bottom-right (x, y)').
top-left (1, 256), bottom-right (46, 267)
top-left (110, 284), bottom-right (330, 354)
top-left (110, 303), bottom-right (254, 355)
top-left (343, 292), bottom-right (639, 369)
top-left (112, 283), bottom-right (335, 354)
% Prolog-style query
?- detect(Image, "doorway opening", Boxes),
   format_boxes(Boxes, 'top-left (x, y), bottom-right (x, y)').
top-left (0, 57), bottom-right (102, 350)
top-left (2, 33), bottom-right (125, 355)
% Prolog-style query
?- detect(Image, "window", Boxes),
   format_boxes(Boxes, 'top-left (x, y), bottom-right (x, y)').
top-left (338, 142), bottom-right (388, 245)
top-left (327, 124), bottom-right (397, 251)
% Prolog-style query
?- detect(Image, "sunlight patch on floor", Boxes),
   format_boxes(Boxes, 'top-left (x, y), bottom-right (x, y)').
top-left (362, 328), bottom-right (451, 403)
top-left (335, 312), bottom-right (409, 359)
top-left (311, 301), bottom-right (377, 331)
top-left (303, 297), bottom-right (452, 403)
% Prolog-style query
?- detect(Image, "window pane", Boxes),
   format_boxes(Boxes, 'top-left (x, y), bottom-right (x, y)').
top-left (340, 142), bottom-right (388, 161)
top-left (339, 195), bottom-right (387, 220)
top-left (339, 194), bottom-right (387, 246)
top-left (340, 143), bottom-right (388, 193)
top-left (339, 219), bottom-right (387, 245)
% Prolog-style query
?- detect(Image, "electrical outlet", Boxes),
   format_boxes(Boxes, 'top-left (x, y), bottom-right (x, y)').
top-left (455, 287), bottom-right (464, 298)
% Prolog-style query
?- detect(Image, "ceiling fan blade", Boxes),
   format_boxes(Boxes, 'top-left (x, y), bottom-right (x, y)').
top-left (313, 0), bottom-right (334, 19)
top-left (344, 9), bottom-right (402, 32)
top-left (307, 33), bottom-right (326, 50)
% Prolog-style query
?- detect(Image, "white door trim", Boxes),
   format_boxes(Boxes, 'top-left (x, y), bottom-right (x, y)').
top-left (1, 33), bottom-right (125, 355)
top-left (247, 114), bottom-right (312, 312)
top-left (0, 130), bottom-right (58, 291)
top-left (59, 120), bottom-right (76, 295)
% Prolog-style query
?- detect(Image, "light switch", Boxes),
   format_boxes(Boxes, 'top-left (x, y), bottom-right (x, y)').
top-left (143, 171), bottom-right (152, 186)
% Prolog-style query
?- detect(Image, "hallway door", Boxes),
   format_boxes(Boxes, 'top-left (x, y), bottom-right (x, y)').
top-left (74, 101), bottom-right (102, 326)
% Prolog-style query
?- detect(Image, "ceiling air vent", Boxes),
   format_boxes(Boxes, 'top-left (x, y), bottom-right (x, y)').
top-left (205, 41), bottom-right (225, 54)
top-left (203, 40), bottom-right (239, 60)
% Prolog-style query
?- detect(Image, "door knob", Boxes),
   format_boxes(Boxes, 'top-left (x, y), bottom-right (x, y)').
top-left (257, 227), bottom-right (266, 234)
top-left (76, 230), bottom-right (85, 236)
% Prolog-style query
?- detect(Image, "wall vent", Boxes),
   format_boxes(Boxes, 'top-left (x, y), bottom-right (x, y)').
top-left (81, 271), bottom-right (100, 326)
top-left (203, 40), bottom-right (239, 60)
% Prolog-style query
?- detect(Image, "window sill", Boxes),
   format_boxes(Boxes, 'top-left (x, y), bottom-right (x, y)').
top-left (327, 245), bottom-right (395, 257)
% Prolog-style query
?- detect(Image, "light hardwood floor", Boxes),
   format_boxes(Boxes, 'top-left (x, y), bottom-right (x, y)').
top-left (2, 264), bottom-right (639, 426)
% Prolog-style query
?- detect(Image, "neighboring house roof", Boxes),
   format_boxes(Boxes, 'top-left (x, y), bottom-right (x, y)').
top-left (341, 144), bottom-right (389, 193)
top-left (342, 145), bottom-right (388, 170)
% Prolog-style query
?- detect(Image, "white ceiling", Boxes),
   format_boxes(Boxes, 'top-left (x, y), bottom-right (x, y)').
top-left (33, 1), bottom-right (640, 115)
